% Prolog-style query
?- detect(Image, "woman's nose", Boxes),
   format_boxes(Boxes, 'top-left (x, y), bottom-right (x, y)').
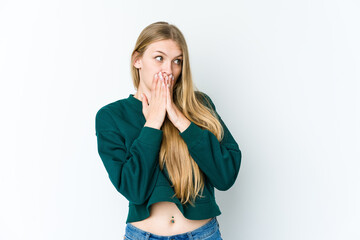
top-left (162, 62), bottom-right (172, 76)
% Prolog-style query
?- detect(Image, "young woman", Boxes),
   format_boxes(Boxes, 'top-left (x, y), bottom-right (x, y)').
top-left (95, 21), bottom-right (242, 240)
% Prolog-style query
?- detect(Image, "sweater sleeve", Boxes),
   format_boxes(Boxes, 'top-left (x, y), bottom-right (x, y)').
top-left (95, 108), bottom-right (163, 205)
top-left (179, 93), bottom-right (242, 191)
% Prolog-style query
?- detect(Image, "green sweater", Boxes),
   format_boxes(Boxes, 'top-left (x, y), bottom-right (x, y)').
top-left (95, 91), bottom-right (242, 223)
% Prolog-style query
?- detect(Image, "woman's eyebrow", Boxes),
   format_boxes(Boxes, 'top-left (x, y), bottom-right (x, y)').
top-left (154, 50), bottom-right (183, 58)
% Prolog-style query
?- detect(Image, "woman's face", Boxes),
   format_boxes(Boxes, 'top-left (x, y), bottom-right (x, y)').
top-left (134, 39), bottom-right (183, 92)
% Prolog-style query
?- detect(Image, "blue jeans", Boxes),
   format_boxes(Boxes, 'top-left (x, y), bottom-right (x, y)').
top-left (124, 217), bottom-right (223, 240)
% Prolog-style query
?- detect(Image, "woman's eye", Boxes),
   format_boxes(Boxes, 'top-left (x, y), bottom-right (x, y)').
top-left (155, 56), bottom-right (163, 61)
top-left (155, 56), bottom-right (182, 65)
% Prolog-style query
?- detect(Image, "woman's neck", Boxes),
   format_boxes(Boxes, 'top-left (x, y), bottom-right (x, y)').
top-left (134, 85), bottom-right (151, 102)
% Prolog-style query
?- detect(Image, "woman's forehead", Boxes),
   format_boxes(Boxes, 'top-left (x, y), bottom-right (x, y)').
top-left (147, 40), bottom-right (182, 55)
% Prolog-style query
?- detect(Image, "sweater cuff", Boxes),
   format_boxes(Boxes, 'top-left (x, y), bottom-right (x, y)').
top-left (179, 121), bottom-right (204, 149)
top-left (138, 126), bottom-right (163, 148)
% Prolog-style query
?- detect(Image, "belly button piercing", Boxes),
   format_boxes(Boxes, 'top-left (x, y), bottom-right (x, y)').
top-left (171, 216), bottom-right (175, 223)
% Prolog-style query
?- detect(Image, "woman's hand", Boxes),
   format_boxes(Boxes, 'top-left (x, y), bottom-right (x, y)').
top-left (159, 72), bottom-right (191, 133)
top-left (142, 72), bottom-right (167, 130)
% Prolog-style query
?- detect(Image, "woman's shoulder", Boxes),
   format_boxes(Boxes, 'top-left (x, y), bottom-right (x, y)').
top-left (95, 95), bottom-right (136, 129)
top-left (96, 95), bottom-right (135, 115)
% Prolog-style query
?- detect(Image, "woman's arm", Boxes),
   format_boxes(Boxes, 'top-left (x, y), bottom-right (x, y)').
top-left (179, 93), bottom-right (242, 191)
top-left (95, 108), bottom-right (162, 205)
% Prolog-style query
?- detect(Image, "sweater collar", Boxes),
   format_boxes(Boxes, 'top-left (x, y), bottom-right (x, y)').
top-left (127, 93), bottom-right (142, 109)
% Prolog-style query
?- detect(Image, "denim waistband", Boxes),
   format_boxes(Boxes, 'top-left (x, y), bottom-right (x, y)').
top-left (125, 217), bottom-right (219, 240)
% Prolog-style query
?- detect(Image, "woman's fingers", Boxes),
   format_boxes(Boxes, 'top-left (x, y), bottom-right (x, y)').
top-left (152, 73), bottom-right (158, 97)
top-left (164, 74), bottom-right (168, 89)
top-left (166, 74), bottom-right (174, 100)
top-left (152, 72), bottom-right (175, 105)
top-left (156, 72), bottom-right (164, 97)
top-left (169, 74), bottom-right (174, 92)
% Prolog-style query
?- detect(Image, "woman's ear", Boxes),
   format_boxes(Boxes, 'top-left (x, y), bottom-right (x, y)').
top-left (132, 51), bottom-right (142, 69)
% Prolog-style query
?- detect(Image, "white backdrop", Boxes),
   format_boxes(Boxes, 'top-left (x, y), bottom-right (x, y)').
top-left (0, 0), bottom-right (359, 239)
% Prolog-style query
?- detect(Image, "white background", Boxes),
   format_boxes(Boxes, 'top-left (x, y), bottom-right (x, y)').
top-left (0, 0), bottom-right (359, 239)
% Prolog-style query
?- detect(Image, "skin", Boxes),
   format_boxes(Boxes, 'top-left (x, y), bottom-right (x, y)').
top-left (133, 39), bottom-right (191, 133)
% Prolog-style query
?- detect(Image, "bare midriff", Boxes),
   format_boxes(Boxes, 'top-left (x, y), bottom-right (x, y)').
top-left (129, 201), bottom-right (212, 236)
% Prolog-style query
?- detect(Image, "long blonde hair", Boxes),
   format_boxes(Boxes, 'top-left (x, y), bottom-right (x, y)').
top-left (130, 21), bottom-right (224, 206)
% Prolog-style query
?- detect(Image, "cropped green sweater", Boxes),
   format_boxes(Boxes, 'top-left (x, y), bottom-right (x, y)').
top-left (95, 91), bottom-right (242, 224)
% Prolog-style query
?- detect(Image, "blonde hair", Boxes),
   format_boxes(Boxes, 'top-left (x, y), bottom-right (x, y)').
top-left (130, 21), bottom-right (224, 206)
